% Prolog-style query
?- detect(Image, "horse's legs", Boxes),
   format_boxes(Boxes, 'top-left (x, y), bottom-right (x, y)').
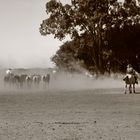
top-left (129, 85), bottom-right (132, 93)
top-left (133, 84), bottom-right (135, 93)
top-left (125, 84), bottom-right (127, 94)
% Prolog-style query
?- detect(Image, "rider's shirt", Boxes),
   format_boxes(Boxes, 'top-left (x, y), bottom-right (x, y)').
top-left (6, 70), bottom-right (12, 75)
top-left (126, 67), bottom-right (134, 74)
top-left (126, 67), bottom-right (138, 79)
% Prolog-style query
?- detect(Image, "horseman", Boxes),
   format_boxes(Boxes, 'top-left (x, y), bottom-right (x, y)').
top-left (124, 64), bottom-right (138, 84)
top-left (6, 68), bottom-right (12, 75)
top-left (4, 68), bottom-right (14, 85)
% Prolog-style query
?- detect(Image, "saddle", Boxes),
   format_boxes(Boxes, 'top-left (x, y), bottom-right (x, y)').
top-left (123, 74), bottom-right (138, 84)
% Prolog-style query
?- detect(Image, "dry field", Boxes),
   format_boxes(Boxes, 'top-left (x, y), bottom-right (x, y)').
top-left (0, 71), bottom-right (140, 140)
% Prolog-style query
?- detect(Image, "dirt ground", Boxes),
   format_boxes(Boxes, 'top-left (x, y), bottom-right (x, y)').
top-left (1, 72), bottom-right (140, 140)
top-left (0, 88), bottom-right (140, 140)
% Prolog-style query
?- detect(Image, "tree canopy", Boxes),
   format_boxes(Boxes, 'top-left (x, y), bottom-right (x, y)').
top-left (40, 0), bottom-right (140, 73)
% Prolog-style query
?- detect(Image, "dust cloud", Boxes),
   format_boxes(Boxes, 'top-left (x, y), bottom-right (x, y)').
top-left (0, 68), bottom-right (126, 94)
top-left (50, 72), bottom-right (124, 91)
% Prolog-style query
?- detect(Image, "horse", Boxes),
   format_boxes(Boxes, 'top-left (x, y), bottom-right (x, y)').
top-left (123, 74), bottom-right (137, 94)
top-left (4, 74), bottom-right (21, 88)
top-left (32, 74), bottom-right (41, 87)
top-left (20, 74), bottom-right (28, 87)
top-left (42, 74), bottom-right (50, 88)
top-left (25, 75), bottom-right (32, 88)
top-left (4, 73), bottom-right (15, 87)
top-left (13, 75), bottom-right (21, 88)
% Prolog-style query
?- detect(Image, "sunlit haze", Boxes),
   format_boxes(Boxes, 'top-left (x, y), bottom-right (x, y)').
top-left (0, 0), bottom-right (71, 68)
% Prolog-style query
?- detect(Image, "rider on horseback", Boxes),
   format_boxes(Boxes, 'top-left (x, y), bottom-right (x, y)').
top-left (125, 64), bottom-right (138, 84)
top-left (6, 68), bottom-right (12, 76)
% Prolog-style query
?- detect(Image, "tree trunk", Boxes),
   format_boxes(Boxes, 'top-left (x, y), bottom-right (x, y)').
top-left (97, 18), bottom-right (104, 74)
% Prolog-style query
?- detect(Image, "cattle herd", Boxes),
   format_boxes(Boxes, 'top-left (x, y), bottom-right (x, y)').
top-left (3, 73), bottom-right (50, 89)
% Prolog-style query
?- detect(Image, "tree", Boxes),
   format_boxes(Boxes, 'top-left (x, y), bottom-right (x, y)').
top-left (40, 0), bottom-right (140, 73)
top-left (39, 0), bottom-right (114, 72)
top-left (51, 40), bottom-right (82, 72)
top-left (51, 39), bottom-right (101, 72)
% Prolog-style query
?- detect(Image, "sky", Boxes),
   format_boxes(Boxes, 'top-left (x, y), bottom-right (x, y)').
top-left (0, 0), bottom-right (71, 68)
